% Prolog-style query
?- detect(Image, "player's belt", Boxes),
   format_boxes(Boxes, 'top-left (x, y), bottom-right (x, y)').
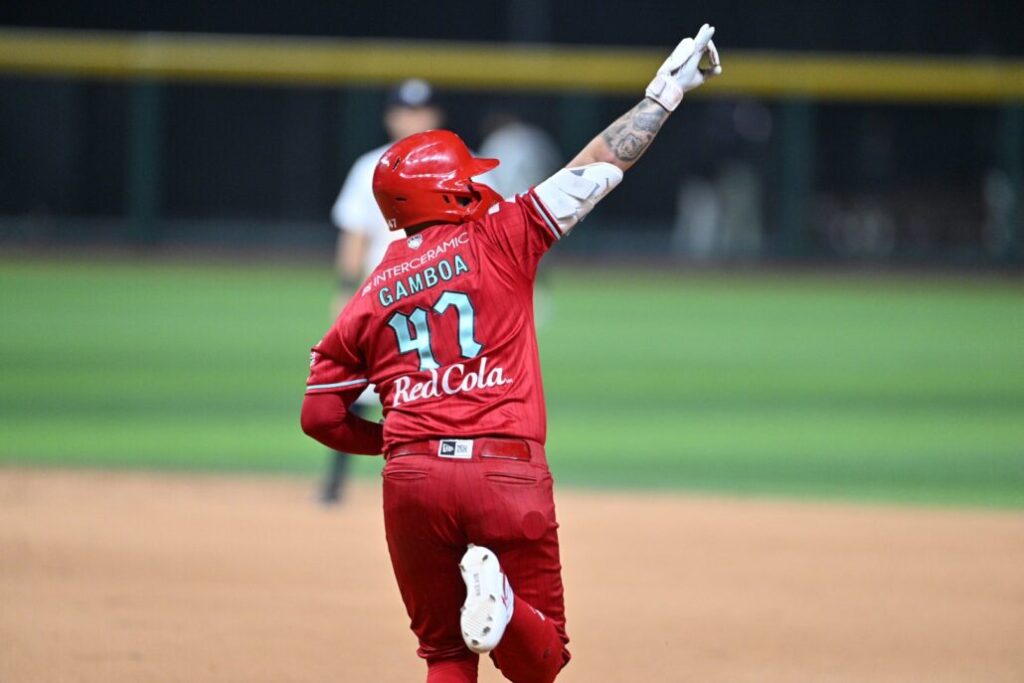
top-left (386, 437), bottom-right (545, 464)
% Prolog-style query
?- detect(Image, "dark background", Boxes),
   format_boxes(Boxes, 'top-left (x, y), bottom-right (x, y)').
top-left (1, 0), bottom-right (1021, 262)
top-left (3, 0), bottom-right (1022, 54)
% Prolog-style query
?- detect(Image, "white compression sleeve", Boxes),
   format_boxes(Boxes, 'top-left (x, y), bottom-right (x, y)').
top-left (532, 162), bottom-right (624, 235)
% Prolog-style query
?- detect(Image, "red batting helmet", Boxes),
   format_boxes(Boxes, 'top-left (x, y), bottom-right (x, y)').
top-left (372, 129), bottom-right (502, 232)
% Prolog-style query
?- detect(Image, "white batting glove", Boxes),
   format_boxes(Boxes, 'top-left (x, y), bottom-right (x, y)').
top-left (646, 24), bottom-right (722, 111)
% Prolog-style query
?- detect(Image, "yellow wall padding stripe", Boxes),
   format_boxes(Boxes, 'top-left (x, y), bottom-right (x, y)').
top-left (0, 29), bottom-right (1021, 102)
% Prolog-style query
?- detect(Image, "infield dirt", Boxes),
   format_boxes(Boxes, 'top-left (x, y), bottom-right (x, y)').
top-left (1, 468), bottom-right (1022, 682)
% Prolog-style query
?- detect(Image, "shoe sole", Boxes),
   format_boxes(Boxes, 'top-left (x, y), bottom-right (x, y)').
top-left (459, 544), bottom-right (509, 653)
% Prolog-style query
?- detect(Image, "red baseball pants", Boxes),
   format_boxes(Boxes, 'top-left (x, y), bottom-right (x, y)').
top-left (382, 442), bottom-right (570, 682)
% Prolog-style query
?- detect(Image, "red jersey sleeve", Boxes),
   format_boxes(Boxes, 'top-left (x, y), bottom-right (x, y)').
top-left (305, 319), bottom-right (369, 396)
top-left (475, 189), bottom-right (565, 279)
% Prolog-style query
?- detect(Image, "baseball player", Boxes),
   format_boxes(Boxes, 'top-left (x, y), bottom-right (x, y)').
top-left (320, 79), bottom-right (444, 504)
top-left (301, 25), bottom-right (721, 682)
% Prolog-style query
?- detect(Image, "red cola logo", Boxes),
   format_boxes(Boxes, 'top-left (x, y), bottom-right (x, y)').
top-left (391, 356), bottom-right (511, 406)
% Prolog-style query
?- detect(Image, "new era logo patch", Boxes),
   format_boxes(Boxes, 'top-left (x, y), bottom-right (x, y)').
top-left (438, 439), bottom-right (473, 459)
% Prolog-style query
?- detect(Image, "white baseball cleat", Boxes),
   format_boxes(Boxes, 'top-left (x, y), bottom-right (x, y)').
top-left (459, 544), bottom-right (514, 653)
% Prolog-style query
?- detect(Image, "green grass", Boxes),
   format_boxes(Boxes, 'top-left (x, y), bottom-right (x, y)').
top-left (2, 258), bottom-right (1022, 506)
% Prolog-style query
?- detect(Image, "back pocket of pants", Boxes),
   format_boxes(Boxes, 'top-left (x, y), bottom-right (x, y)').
top-left (382, 468), bottom-right (428, 481)
top-left (484, 471), bottom-right (537, 486)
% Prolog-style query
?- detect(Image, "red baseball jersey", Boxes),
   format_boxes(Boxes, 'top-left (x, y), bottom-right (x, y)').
top-left (306, 190), bottom-right (564, 449)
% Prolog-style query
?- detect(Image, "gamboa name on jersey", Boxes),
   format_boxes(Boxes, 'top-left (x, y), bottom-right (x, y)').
top-left (377, 254), bottom-right (470, 307)
top-left (392, 356), bottom-right (512, 407)
top-left (369, 231), bottom-right (472, 308)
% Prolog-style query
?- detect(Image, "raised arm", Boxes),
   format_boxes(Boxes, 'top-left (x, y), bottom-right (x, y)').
top-left (534, 24), bottom-right (721, 232)
top-left (571, 24), bottom-right (721, 170)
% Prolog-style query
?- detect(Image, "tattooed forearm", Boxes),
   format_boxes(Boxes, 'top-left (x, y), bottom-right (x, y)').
top-left (565, 96), bottom-right (673, 170)
top-left (598, 98), bottom-right (671, 166)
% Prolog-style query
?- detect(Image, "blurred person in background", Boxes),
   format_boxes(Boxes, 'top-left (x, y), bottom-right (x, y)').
top-left (672, 99), bottom-right (770, 259)
top-left (320, 78), bottom-right (444, 505)
top-left (822, 110), bottom-right (897, 259)
top-left (984, 166), bottom-right (1018, 256)
top-left (478, 111), bottom-right (561, 199)
top-left (478, 110), bottom-right (561, 324)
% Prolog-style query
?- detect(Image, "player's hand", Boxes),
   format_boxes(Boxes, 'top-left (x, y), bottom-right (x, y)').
top-left (646, 24), bottom-right (722, 111)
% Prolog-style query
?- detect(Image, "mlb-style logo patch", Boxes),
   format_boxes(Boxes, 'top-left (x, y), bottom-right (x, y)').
top-left (488, 200), bottom-right (511, 215)
top-left (407, 235), bottom-right (423, 249)
top-left (438, 439), bottom-right (473, 459)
